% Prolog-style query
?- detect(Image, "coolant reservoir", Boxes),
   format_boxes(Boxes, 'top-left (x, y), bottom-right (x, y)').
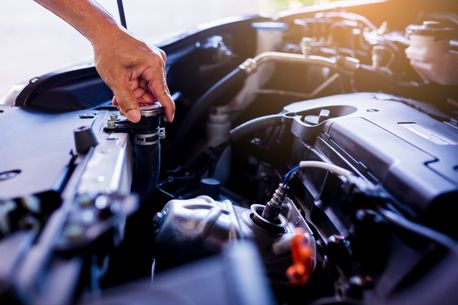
top-left (405, 21), bottom-right (458, 85)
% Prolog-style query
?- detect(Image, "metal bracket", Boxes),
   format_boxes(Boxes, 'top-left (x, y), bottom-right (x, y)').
top-left (158, 127), bottom-right (166, 140)
top-left (103, 105), bottom-right (164, 134)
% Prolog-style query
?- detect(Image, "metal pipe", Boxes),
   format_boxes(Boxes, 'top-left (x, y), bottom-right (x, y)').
top-left (239, 51), bottom-right (357, 75)
top-left (174, 51), bottom-right (358, 156)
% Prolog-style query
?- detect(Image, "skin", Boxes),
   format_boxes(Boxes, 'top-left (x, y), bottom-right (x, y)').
top-left (33, 0), bottom-right (175, 123)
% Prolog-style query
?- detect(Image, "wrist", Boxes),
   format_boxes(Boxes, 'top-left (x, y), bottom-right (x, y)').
top-left (87, 18), bottom-right (125, 48)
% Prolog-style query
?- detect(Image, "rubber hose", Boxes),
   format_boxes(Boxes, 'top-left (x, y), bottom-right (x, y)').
top-left (229, 113), bottom-right (285, 142)
top-left (173, 67), bottom-right (247, 151)
top-left (379, 209), bottom-right (457, 250)
top-left (132, 141), bottom-right (161, 200)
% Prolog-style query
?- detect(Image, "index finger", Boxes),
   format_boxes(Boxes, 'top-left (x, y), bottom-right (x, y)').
top-left (112, 78), bottom-right (141, 123)
top-left (157, 91), bottom-right (175, 123)
top-left (142, 65), bottom-right (175, 122)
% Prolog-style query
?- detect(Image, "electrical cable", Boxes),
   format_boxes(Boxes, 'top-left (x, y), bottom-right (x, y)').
top-left (156, 184), bottom-right (176, 199)
top-left (263, 161), bottom-right (354, 221)
top-left (299, 161), bottom-right (353, 177)
top-left (283, 165), bottom-right (300, 185)
top-left (281, 162), bottom-right (456, 250)
top-left (283, 161), bottom-right (353, 187)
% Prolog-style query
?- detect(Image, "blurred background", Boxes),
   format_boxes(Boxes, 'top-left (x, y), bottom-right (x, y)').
top-left (0, 0), bottom-right (339, 96)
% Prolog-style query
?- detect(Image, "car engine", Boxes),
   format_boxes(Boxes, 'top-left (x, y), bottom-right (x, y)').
top-left (0, 1), bottom-right (457, 305)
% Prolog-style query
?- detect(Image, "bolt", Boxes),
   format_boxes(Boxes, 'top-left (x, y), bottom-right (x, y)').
top-left (158, 127), bottom-right (166, 139)
top-left (109, 113), bottom-right (118, 121)
top-left (94, 195), bottom-right (113, 219)
top-left (94, 195), bottom-right (110, 210)
top-left (106, 120), bottom-right (116, 129)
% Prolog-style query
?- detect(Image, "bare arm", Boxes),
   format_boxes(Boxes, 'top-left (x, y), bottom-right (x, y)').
top-left (33, 0), bottom-right (175, 122)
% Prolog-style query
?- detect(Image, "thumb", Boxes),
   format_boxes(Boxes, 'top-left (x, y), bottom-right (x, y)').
top-left (113, 78), bottom-right (141, 123)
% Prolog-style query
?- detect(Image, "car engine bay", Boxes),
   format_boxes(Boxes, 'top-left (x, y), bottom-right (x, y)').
top-left (0, 0), bottom-right (457, 304)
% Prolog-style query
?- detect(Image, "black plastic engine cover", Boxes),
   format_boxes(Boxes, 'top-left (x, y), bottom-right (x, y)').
top-left (284, 93), bottom-right (458, 218)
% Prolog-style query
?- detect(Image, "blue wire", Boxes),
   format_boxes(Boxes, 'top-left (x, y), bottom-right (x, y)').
top-left (283, 165), bottom-right (300, 185)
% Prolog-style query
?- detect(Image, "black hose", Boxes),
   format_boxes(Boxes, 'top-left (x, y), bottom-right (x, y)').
top-left (202, 113), bottom-right (289, 178)
top-left (379, 209), bottom-right (457, 250)
top-left (229, 113), bottom-right (285, 142)
top-left (132, 140), bottom-right (161, 201)
top-left (207, 113), bottom-right (286, 161)
top-left (173, 67), bottom-right (247, 152)
top-left (205, 113), bottom-right (289, 159)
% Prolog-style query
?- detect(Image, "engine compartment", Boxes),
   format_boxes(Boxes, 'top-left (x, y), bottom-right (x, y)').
top-left (1, 0), bottom-right (457, 304)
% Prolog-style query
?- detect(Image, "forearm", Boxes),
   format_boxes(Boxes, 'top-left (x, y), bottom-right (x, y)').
top-left (33, 0), bottom-right (122, 46)
top-left (34, 0), bottom-right (175, 123)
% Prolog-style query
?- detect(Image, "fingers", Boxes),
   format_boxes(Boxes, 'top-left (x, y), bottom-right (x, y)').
top-left (141, 92), bottom-right (155, 103)
top-left (113, 94), bottom-right (152, 108)
top-left (112, 77), bottom-right (141, 123)
top-left (133, 87), bottom-right (145, 98)
top-left (112, 96), bottom-right (118, 107)
top-left (142, 65), bottom-right (175, 122)
top-left (130, 84), bottom-right (156, 104)
top-left (108, 46), bottom-right (174, 123)
top-left (158, 49), bottom-right (167, 62)
top-left (130, 79), bottom-right (139, 90)
top-left (161, 92), bottom-right (175, 123)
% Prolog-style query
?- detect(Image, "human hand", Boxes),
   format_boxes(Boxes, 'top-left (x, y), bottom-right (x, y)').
top-left (32, 0), bottom-right (174, 122)
top-left (93, 30), bottom-right (175, 123)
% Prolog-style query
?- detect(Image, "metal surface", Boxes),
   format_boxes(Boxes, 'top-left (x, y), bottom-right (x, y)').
top-left (132, 128), bottom-right (165, 146)
top-left (0, 106), bottom-right (132, 199)
top-left (77, 111), bottom-right (133, 195)
top-left (139, 103), bottom-right (163, 117)
top-left (285, 92), bottom-right (458, 213)
top-left (155, 195), bottom-right (316, 281)
top-left (0, 106), bottom-right (97, 199)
